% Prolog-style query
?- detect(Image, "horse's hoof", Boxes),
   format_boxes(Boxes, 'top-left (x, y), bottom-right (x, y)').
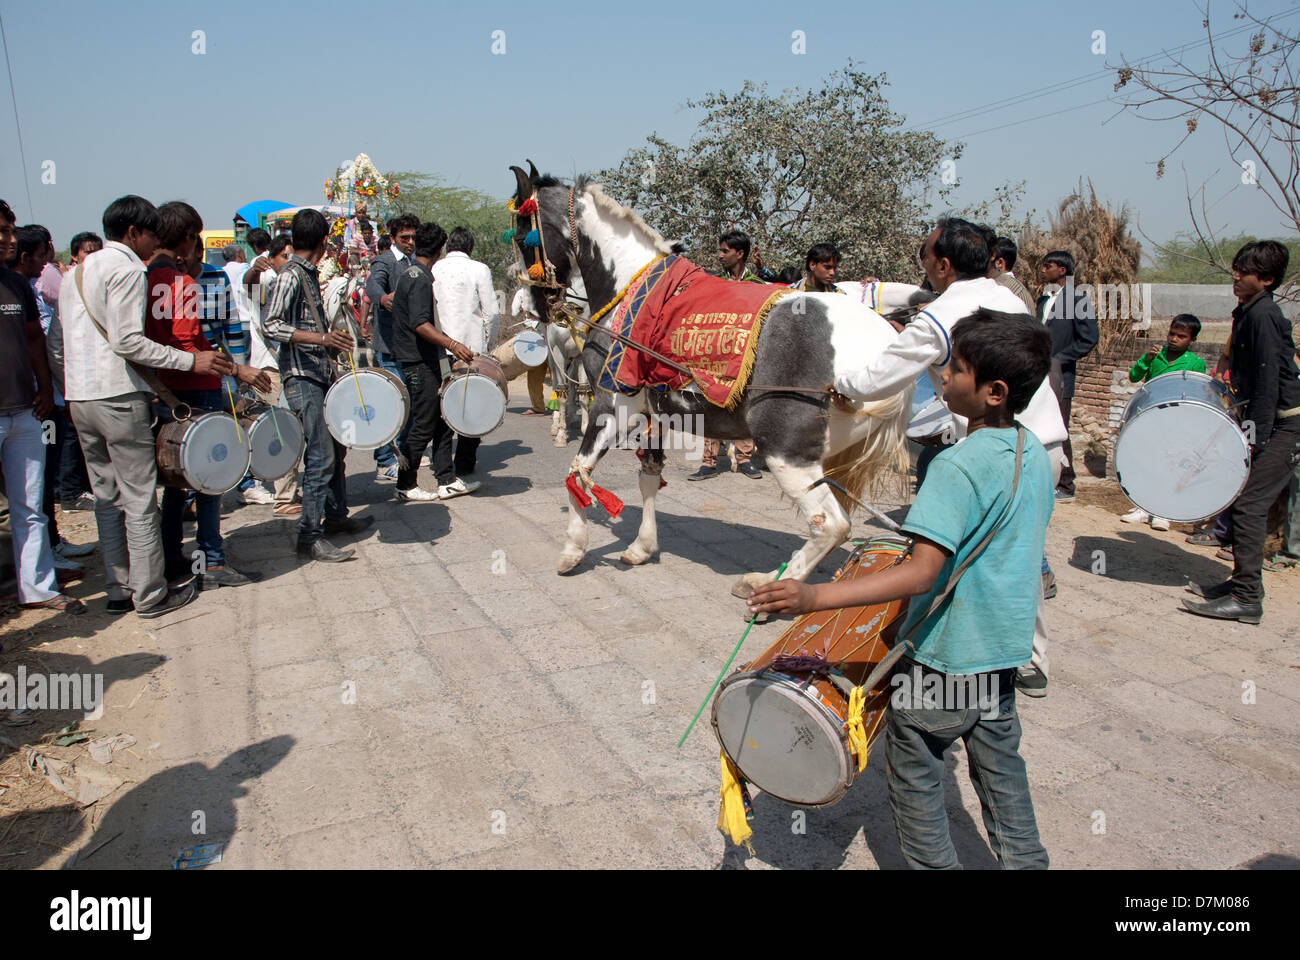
top-left (620, 547), bottom-right (656, 566)
top-left (731, 579), bottom-right (755, 600)
top-left (557, 553), bottom-right (583, 575)
top-left (553, 434), bottom-right (568, 447)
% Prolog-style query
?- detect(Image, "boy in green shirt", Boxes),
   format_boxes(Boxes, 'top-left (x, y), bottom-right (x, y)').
top-left (1128, 314), bottom-right (1206, 382)
top-left (1121, 315), bottom-right (1207, 530)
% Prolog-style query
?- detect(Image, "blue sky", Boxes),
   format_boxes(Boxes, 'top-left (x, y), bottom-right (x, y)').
top-left (2, 0), bottom-right (1295, 258)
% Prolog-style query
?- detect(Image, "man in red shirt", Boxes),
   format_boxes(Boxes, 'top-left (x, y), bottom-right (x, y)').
top-left (145, 201), bottom-right (268, 588)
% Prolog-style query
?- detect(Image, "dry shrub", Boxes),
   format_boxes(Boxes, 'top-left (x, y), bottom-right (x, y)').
top-left (1016, 179), bottom-right (1142, 354)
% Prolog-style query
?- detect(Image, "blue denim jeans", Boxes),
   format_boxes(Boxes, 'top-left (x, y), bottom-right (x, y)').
top-left (885, 660), bottom-right (1048, 869)
top-left (371, 352), bottom-right (405, 467)
top-left (158, 389), bottom-right (225, 568)
top-left (282, 375), bottom-right (348, 544)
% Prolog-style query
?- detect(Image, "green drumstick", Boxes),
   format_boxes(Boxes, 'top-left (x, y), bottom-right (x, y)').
top-left (678, 561), bottom-right (788, 749)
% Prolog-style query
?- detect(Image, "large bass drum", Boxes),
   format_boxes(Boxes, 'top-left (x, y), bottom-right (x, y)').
top-left (1114, 370), bottom-right (1250, 523)
top-left (156, 410), bottom-right (252, 495)
top-left (712, 537), bottom-right (910, 808)
top-left (324, 367), bottom-right (410, 450)
top-left (441, 356), bottom-right (509, 438)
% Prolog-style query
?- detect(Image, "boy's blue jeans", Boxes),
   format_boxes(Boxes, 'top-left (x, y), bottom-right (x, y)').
top-left (282, 375), bottom-right (348, 544)
top-left (886, 661), bottom-right (1048, 870)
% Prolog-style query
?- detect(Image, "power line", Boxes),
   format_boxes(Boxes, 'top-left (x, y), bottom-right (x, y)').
top-left (906, 8), bottom-right (1300, 135)
top-left (0, 10), bottom-right (33, 220)
top-left (951, 98), bottom-right (1111, 140)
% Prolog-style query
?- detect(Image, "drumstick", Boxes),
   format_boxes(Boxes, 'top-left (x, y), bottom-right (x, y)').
top-left (218, 347), bottom-right (243, 443)
top-left (678, 561), bottom-right (789, 749)
top-left (346, 351), bottom-right (366, 411)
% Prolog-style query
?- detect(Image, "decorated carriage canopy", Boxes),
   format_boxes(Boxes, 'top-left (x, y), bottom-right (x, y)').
top-left (323, 153), bottom-right (400, 238)
top-left (597, 256), bottom-right (793, 409)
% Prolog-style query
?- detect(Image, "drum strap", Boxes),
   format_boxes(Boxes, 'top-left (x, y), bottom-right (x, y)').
top-left (861, 426), bottom-right (1027, 693)
top-left (74, 263), bottom-right (186, 413)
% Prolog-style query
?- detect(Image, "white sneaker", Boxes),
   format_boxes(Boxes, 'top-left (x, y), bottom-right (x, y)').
top-left (376, 465), bottom-right (398, 483)
top-left (437, 478), bottom-right (480, 500)
top-left (397, 486), bottom-right (440, 502)
top-left (239, 485), bottom-right (275, 505)
top-left (55, 538), bottom-right (95, 559)
top-left (1150, 516), bottom-right (1171, 531)
top-left (1120, 508), bottom-right (1149, 524)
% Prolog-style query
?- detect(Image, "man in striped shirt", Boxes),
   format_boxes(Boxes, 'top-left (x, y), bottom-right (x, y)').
top-left (262, 209), bottom-right (372, 563)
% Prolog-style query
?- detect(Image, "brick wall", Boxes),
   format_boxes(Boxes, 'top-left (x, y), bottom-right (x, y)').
top-left (1070, 326), bottom-right (1225, 479)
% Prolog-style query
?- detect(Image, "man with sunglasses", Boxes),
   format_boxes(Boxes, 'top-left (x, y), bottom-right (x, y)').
top-left (364, 214), bottom-right (420, 481)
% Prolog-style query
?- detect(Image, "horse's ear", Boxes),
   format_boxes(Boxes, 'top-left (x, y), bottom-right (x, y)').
top-left (526, 159), bottom-right (540, 183)
top-left (509, 165), bottom-right (532, 202)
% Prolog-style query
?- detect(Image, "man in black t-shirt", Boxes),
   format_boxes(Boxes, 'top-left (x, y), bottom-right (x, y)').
top-left (0, 198), bottom-right (83, 613)
top-left (391, 222), bottom-right (478, 503)
top-left (1186, 240), bottom-right (1300, 623)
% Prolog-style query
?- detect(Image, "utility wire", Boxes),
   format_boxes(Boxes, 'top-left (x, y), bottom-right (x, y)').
top-left (907, 9), bottom-right (1300, 135)
top-left (0, 10), bottom-right (33, 219)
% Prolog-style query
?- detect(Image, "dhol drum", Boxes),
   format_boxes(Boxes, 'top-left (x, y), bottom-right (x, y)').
top-left (324, 367), bottom-right (410, 450)
top-left (441, 356), bottom-right (509, 438)
top-left (156, 410), bottom-right (252, 495)
top-left (512, 329), bottom-right (548, 368)
top-left (240, 403), bottom-right (306, 482)
top-left (712, 537), bottom-right (911, 808)
top-left (1114, 370), bottom-right (1250, 523)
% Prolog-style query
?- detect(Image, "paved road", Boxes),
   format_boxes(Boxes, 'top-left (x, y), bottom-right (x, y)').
top-left (13, 384), bottom-right (1299, 870)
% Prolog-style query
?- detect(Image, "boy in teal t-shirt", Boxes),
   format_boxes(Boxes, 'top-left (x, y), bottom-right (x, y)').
top-left (750, 308), bottom-right (1054, 870)
top-left (1121, 314), bottom-right (1207, 530)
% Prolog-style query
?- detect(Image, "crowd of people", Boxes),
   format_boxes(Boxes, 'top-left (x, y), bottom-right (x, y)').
top-left (1, 190), bottom-right (1296, 871)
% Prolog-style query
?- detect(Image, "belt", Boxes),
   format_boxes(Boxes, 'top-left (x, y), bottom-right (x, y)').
top-left (1277, 406), bottom-right (1300, 419)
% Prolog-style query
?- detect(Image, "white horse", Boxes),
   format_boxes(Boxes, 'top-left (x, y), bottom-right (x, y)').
top-left (510, 166), bottom-right (914, 598)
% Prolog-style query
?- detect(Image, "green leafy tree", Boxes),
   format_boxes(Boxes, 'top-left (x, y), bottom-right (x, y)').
top-left (596, 63), bottom-right (972, 281)
top-left (385, 171), bottom-right (513, 290)
top-left (1140, 232), bottom-right (1300, 283)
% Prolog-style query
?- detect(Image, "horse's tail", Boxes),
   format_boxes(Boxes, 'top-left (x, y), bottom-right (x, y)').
top-left (821, 389), bottom-right (911, 514)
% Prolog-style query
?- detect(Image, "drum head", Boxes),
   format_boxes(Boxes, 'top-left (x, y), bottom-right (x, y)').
top-left (906, 397), bottom-right (953, 441)
top-left (180, 413), bottom-right (251, 495)
top-left (513, 330), bottom-right (548, 368)
top-left (324, 369), bottom-right (408, 450)
top-left (713, 673), bottom-right (850, 807)
top-left (248, 407), bottom-right (305, 481)
top-left (1115, 403), bottom-right (1250, 522)
top-left (442, 374), bottom-right (507, 437)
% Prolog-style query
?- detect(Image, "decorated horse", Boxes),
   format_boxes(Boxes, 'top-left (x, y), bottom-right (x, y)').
top-left (507, 164), bottom-right (917, 599)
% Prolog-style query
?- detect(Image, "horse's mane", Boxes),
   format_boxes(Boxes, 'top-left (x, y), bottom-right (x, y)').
top-left (538, 173), bottom-right (674, 256)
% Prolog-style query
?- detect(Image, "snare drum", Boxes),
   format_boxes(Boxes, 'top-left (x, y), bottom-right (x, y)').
top-left (1114, 370), bottom-right (1250, 523)
top-left (156, 411), bottom-right (252, 495)
top-left (512, 329), bottom-right (548, 368)
top-left (241, 403), bottom-right (306, 482)
top-left (440, 356), bottom-right (508, 438)
top-left (324, 367), bottom-right (410, 450)
top-left (712, 538), bottom-right (910, 807)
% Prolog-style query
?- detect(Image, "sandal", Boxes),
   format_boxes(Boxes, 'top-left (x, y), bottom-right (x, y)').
top-left (1186, 532), bottom-right (1221, 546)
top-left (20, 594), bottom-right (87, 615)
top-left (1263, 553), bottom-right (1300, 572)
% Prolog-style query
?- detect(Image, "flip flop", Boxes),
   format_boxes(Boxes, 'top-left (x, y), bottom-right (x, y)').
top-left (1185, 532), bottom-right (1220, 546)
top-left (20, 594), bottom-right (86, 615)
top-left (1263, 554), bottom-right (1300, 572)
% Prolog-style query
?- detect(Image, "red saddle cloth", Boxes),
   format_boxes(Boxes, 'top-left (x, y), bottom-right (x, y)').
top-left (602, 256), bottom-right (791, 408)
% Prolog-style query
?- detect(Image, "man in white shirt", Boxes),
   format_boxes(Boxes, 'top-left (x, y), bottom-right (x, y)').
top-left (833, 217), bottom-right (1067, 697)
top-left (60, 195), bottom-right (233, 618)
top-left (431, 227), bottom-right (499, 475)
